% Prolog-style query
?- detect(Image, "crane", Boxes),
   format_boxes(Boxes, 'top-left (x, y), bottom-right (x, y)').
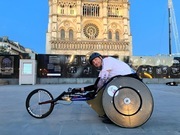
top-left (168, 0), bottom-right (180, 55)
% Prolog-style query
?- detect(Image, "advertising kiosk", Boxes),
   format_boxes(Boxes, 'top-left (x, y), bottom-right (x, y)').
top-left (19, 59), bottom-right (37, 85)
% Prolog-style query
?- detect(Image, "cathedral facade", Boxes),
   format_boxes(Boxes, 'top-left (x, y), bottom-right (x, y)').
top-left (46, 0), bottom-right (132, 57)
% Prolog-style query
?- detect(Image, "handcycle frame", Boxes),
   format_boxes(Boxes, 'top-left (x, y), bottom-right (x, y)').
top-left (25, 75), bottom-right (154, 128)
top-left (40, 89), bottom-right (93, 104)
top-left (25, 86), bottom-right (104, 119)
top-left (25, 75), bottom-right (138, 119)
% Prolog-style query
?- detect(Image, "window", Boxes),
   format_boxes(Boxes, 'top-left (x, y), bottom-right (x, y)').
top-left (69, 29), bottom-right (73, 40)
top-left (59, 5), bottom-right (64, 15)
top-left (108, 5), bottom-right (122, 17)
top-left (69, 5), bottom-right (75, 15)
top-left (60, 29), bottom-right (65, 40)
top-left (108, 31), bottom-right (112, 40)
top-left (70, 9), bottom-right (74, 15)
top-left (83, 4), bottom-right (100, 17)
top-left (115, 31), bottom-right (120, 41)
top-left (83, 23), bottom-right (99, 39)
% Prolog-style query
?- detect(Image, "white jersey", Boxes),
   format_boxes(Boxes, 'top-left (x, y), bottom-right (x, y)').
top-left (98, 57), bottom-right (135, 80)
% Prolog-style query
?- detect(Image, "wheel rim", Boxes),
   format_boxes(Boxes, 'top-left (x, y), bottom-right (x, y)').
top-left (113, 87), bottom-right (142, 116)
top-left (27, 89), bottom-right (54, 118)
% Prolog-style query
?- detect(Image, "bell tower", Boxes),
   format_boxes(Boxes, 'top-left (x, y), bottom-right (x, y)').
top-left (46, 0), bottom-right (132, 57)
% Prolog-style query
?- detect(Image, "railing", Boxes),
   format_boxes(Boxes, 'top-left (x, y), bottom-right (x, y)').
top-left (50, 40), bottom-right (130, 51)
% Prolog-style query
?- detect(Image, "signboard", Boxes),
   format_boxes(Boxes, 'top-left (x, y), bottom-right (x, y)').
top-left (37, 54), bottom-right (98, 78)
top-left (0, 55), bottom-right (19, 78)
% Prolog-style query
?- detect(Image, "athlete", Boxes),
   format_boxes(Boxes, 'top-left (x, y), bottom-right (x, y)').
top-left (72, 52), bottom-right (140, 95)
top-left (71, 52), bottom-right (141, 123)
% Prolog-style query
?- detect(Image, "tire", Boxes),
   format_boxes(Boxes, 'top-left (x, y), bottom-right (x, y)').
top-left (25, 89), bottom-right (54, 119)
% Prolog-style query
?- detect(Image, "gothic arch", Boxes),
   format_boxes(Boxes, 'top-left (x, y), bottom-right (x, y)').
top-left (107, 22), bottom-right (123, 41)
top-left (57, 19), bottom-right (77, 40)
top-left (58, 20), bottom-right (76, 31)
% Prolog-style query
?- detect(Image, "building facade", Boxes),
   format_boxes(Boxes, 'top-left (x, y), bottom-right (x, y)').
top-left (46, 0), bottom-right (132, 57)
top-left (0, 36), bottom-right (35, 55)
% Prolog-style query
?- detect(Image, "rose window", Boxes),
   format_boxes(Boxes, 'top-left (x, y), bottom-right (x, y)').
top-left (83, 23), bottom-right (99, 39)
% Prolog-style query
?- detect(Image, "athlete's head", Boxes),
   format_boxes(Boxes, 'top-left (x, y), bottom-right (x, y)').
top-left (89, 52), bottom-right (103, 68)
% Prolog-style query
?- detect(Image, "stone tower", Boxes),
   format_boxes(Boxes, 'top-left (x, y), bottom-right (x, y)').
top-left (46, 0), bottom-right (132, 57)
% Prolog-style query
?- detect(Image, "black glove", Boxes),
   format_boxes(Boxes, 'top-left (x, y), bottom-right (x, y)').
top-left (85, 92), bottom-right (95, 98)
top-left (71, 88), bottom-right (82, 94)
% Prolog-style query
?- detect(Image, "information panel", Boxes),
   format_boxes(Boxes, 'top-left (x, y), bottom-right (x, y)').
top-left (37, 54), bottom-right (98, 78)
top-left (0, 55), bottom-right (19, 78)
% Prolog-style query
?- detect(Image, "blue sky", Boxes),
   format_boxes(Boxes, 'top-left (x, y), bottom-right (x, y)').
top-left (0, 0), bottom-right (180, 56)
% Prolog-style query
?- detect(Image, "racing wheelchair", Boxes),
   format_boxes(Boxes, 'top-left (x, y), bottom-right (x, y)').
top-left (25, 76), bottom-right (154, 128)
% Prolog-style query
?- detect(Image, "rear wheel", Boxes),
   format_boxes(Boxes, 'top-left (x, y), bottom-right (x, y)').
top-left (102, 76), bottom-right (154, 128)
top-left (25, 89), bottom-right (54, 118)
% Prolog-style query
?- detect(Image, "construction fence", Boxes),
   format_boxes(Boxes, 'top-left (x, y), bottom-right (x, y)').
top-left (0, 54), bottom-right (179, 84)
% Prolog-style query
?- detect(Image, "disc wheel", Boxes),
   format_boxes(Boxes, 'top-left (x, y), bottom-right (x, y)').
top-left (25, 89), bottom-right (54, 119)
top-left (102, 76), bottom-right (154, 128)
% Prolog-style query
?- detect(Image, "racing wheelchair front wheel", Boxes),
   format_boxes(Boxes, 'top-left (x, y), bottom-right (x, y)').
top-left (25, 89), bottom-right (54, 119)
